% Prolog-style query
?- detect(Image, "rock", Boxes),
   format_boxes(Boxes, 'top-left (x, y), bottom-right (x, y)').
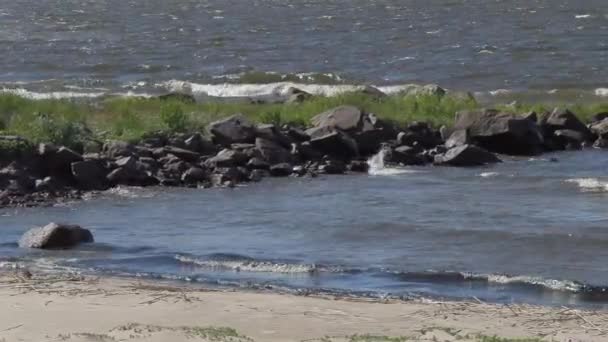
top-left (247, 157), bottom-right (270, 170)
top-left (523, 111), bottom-right (538, 123)
top-left (181, 167), bottom-right (207, 184)
top-left (540, 108), bottom-right (594, 144)
top-left (396, 125), bottom-right (442, 149)
top-left (208, 114), bottom-right (257, 146)
top-left (399, 84), bottom-right (446, 97)
top-left (348, 160), bottom-right (369, 173)
top-left (19, 223), bottom-right (94, 249)
top-left (106, 166), bottom-right (156, 186)
top-left (255, 138), bottom-right (291, 164)
top-left (389, 146), bottom-right (427, 165)
top-left (162, 146), bottom-right (200, 162)
top-left (591, 112), bottom-right (608, 123)
top-left (269, 163), bottom-right (293, 177)
top-left (445, 129), bottom-right (470, 149)
top-left (256, 124), bottom-right (292, 148)
top-left (204, 149), bottom-right (248, 168)
top-left (453, 109), bottom-right (543, 155)
top-left (184, 133), bottom-right (216, 155)
top-left (71, 160), bottom-right (108, 190)
top-left (306, 126), bottom-right (358, 159)
top-left (553, 129), bottom-right (587, 150)
top-left (35, 177), bottom-right (60, 193)
top-left (284, 126), bottom-right (310, 142)
top-left (39, 145), bottom-right (83, 178)
top-left (158, 92), bottom-right (196, 103)
top-left (103, 141), bottom-right (135, 159)
top-left (115, 156), bottom-right (138, 170)
top-left (311, 106), bottom-right (363, 131)
top-left (249, 169), bottom-right (270, 182)
top-left (590, 118), bottom-right (608, 139)
top-left (318, 159), bottom-right (346, 174)
top-left (434, 144), bottom-right (501, 166)
top-left (211, 167), bottom-right (244, 186)
top-left (594, 138), bottom-right (608, 149)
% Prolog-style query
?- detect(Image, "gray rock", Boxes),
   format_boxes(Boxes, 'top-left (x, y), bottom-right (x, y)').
top-left (247, 157), bottom-right (270, 170)
top-left (306, 126), bottom-right (359, 159)
top-left (454, 109), bottom-right (543, 155)
top-left (19, 223), bottom-right (94, 249)
top-left (103, 141), bottom-right (135, 159)
top-left (540, 108), bottom-right (594, 144)
top-left (445, 129), bottom-right (470, 149)
top-left (184, 133), bottom-right (216, 155)
top-left (71, 160), bottom-right (108, 190)
top-left (35, 177), bottom-right (60, 192)
top-left (311, 106), bottom-right (363, 132)
top-left (434, 144), bottom-right (501, 166)
top-left (204, 149), bottom-right (249, 168)
top-left (590, 118), bottom-right (608, 139)
top-left (318, 159), bottom-right (346, 174)
top-left (181, 167), bottom-right (207, 184)
top-left (255, 138), bottom-right (291, 164)
top-left (208, 114), bottom-right (257, 146)
top-left (162, 146), bottom-right (200, 162)
top-left (269, 163), bottom-right (293, 177)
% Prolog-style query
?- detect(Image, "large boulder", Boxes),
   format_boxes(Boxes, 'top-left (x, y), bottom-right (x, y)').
top-left (311, 106), bottom-right (364, 131)
top-left (434, 144), bottom-right (501, 167)
top-left (184, 133), bottom-right (216, 155)
top-left (208, 114), bottom-right (257, 146)
top-left (204, 149), bottom-right (249, 168)
top-left (71, 160), bottom-right (108, 190)
top-left (306, 126), bottom-right (359, 159)
top-left (255, 138), bottom-right (291, 164)
top-left (103, 141), bottom-right (136, 159)
top-left (310, 106), bottom-right (394, 155)
top-left (539, 108), bottom-right (594, 148)
top-left (19, 223), bottom-right (94, 249)
top-left (38, 144), bottom-right (83, 178)
top-left (453, 109), bottom-right (543, 155)
top-left (590, 118), bottom-right (608, 139)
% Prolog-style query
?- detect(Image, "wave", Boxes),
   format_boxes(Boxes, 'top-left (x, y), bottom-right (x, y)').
top-left (175, 254), bottom-right (328, 274)
top-left (389, 271), bottom-right (608, 296)
top-left (565, 178), bottom-right (608, 192)
top-left (479, 172), bottom-right (499, 178)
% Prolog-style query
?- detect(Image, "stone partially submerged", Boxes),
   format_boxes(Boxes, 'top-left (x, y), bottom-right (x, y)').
top-left (434, 144), bottom-right (501, 167)
top-left (19, 223), bottom-right (94, 249)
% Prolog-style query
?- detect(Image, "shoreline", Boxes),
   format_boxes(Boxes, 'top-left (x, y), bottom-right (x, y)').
top-left (2, 271), bottom-right (608, 342)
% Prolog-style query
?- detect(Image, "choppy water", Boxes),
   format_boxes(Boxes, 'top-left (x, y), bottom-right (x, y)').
top-left (1, 0), bottom-right (608, 100)
top-left (2, 150), bottom-right (608, 307)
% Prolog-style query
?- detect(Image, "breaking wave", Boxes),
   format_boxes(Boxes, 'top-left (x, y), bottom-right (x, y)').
top-left (175, 254), bottom-right (336, 274)
top-left (565, 178), bottom-right (608, 192)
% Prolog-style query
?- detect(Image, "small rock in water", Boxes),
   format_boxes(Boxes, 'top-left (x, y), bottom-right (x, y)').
top-left (19, 222), bottom-right (94, 249)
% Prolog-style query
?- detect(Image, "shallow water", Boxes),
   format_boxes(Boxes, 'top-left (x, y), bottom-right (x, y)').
top-left (0, 0), bottom-right (607, 99)
top-left (2, 150), bottom-right (608, 307)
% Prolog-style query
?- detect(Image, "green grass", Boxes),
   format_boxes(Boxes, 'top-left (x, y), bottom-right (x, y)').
top-left (0, 92), bottom-right (606, 150)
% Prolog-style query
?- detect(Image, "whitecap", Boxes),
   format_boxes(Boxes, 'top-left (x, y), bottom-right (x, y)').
top-left (565, 178), bottom-right (608, 192)
top-left (479, 172), bottom-right (499, 178)
top-left (0, 88), bottom-right (105, 99)
top-left (595, 88), bottom-right (608, 97)
top-left (489, 89), bottom-right (511, 96)
top-left (575, 14), bottom-right (592, 19)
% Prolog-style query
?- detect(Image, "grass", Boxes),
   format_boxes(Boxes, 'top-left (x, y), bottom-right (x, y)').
top-left (1, 91), bottom-right (607, 150)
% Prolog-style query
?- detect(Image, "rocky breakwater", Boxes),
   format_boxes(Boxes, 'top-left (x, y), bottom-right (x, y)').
top-left (0, 105), bottom-right (606, 207)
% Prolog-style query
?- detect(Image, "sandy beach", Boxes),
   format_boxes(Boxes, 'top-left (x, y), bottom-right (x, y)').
top-left (0, 272), bottom-right (607, 342)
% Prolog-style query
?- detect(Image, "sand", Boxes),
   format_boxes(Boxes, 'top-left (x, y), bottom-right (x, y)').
top-left (1, 271), bottom-right (607, 342)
